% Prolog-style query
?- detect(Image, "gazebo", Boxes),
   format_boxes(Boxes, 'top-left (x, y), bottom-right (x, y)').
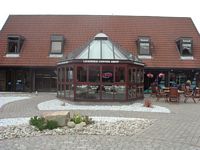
top-left (57, 33), bottom-right (144, 102)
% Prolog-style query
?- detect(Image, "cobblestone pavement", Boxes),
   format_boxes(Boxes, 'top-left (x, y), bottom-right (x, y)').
top-left (1, 93), bottom-right (200, 150)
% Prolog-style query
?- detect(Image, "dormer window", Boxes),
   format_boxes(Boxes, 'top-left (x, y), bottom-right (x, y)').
top-left (7, 35), bottom-right (24, 54)
top-left (176, 37), bottom-right (192, 56)
top-left (137, 37), bottom-right (151, 55)
top-left (50, 35), bottom-right (64, 54)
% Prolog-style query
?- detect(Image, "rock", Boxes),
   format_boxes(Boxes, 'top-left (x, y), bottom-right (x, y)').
top-left (42, 111), bottom-right (70, 127)
top-left (0, 118), bottom-right (154, 140)
top-left (67, 121), bottom-right (75, 128)
top-left (75, 122), bottom-right (86, 130)
top-left (54, 128), bottom-right (63, 133)
top-left (80, 122), bottom-right (87, 127)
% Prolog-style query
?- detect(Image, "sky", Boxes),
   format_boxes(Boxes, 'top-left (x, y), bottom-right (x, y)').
top-left (0, 0), bottom-right (200, 33)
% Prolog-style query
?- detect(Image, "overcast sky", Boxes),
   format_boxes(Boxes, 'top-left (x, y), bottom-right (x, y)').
top-left (0, 0), bottom-right (200, 33)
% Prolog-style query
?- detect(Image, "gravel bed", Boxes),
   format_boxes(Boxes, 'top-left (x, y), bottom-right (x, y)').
top-left (0, 119), bottom-right (154, 140)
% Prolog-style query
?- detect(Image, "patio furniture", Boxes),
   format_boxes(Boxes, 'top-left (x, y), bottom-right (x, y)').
top-left (151, 85), bottom-right (167, 101)
top-left (184, 86), bottom-right (196, 103)
top-left (169, 87), bottom-right (180, 103)
top-left (192, 88), bottom-right (200, 102)
top-left (150, 85), bottom-right (158, 97)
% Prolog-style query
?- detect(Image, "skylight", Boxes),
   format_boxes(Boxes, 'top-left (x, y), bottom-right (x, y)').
top-left (75, 33), bottom-right (128, 60)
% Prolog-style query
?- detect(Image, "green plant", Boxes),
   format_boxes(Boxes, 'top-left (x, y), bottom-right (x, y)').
top-left (29, 116), bottom-right (46, 131)
top-left (46, 120), bottom-right (58, 130)
top-left (30, 116), bottom-right (59, 131)
top-left (71, 114), bottom-right (83, 124)
top-left (82, 115), bottom-right (94, 125)
top-left (70, 114), bottom-right (94, 125)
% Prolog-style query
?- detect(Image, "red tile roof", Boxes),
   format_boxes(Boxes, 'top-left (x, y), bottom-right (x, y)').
top-left (0, 15), bottom-right (200, 68)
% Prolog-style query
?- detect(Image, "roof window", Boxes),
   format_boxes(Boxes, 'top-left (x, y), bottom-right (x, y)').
top-left (176, 37), bottom-right (193, 56)
top-left (7, 35), bottom-right (24, 54)
top-left (50, 35), bottom-right (64, 54)
top-left (137, 37), bottom-right (151, 56)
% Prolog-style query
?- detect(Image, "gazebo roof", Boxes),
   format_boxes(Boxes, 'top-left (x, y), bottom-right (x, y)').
top-left (67, 33), bottom-right (141, 62)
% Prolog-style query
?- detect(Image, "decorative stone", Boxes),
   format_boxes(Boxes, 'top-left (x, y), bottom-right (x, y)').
top-left (0, 119), bottom-right (154, 140)
top-left (42, 111), bottom-right (70, 127)
top-left (67, 121), bottom-right (76, 128)
top-left (80, 122), bottom-right (87, 127)
top-left (75, 122), bottom-right (86, 130)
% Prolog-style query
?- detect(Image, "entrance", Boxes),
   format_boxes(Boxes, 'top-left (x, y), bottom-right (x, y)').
top-left (6, 70), bottom-right (27, 92)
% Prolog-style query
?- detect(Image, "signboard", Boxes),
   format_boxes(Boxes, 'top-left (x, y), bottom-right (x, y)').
top-left (102, 72), bottom-right (113, 79)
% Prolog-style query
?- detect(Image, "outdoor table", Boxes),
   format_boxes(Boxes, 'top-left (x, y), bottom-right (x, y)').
top-left (163, 88), bottom-right (184, 102)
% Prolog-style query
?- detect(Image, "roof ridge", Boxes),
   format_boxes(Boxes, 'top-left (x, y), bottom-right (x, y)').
top-left (8, 14), bottom-right (191, 19)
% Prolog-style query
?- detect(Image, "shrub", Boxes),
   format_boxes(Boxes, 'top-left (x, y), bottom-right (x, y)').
top-left (82, 115), bottom-right (94, 125)
top-left (46, 120), bottom-right (58, 130)
top-left (30, 116), bottom-right (59, 131)
top-left (70, 114), bottom-right (94, 125)
top-left (29, 116), bottom-right (46, 131)
top-left (71, 114), bottom-right (83, 124)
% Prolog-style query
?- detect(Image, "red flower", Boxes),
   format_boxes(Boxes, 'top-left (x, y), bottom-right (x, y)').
top-left (147, 73), bottom-right (154, 78)
top-left (158, 73), bottom-right (165, 78)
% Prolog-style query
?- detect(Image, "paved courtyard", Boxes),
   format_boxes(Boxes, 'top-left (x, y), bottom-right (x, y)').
top-left (1, 92), bottom-right (200, 150)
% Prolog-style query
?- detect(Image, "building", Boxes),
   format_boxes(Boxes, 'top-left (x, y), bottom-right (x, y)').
top-left (57, 33), bottom-right (144, 101)
top-left (0, 15), bottom-right (200, 94)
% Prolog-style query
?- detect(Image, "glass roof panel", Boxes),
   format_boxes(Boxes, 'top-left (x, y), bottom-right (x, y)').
top-left (114, 46), bottom-right (127, 59)
top-left (89, 40), bottom-right (101, 59)
top-left (73, 33), bottom-right (137, 61)
top-left (102, 40), bottom-right (114, 59)
top-left (76, 47), bottom-right (89, 59)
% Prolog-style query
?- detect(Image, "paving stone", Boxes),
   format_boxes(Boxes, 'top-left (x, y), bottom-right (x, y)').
top-left (1, 93), bottom-right (200, 149)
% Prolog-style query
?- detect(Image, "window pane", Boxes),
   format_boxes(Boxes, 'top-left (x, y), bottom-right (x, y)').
top-left (114, 85), bottom-right (126, 100)
top-left (115, 67), bottom-right (125, 82)
top-left (62, 68), bottom-right (65, 82)
top-left (182, 43), bottom-right (192, 56)
top-left (60, 84), bottom-right (64, 97)
top-left (51, 42), bottom-right (62, 53)
top-left (140, 69), bottom-right (144, 83)
top-left (77, 66), bottom-right (87, 82)
top-left (76, 85), bottom-right (87, 99)
top-left (102, 66), bottom-right (113, 83)
top-left (128, 85), bottom-right (136, 99)
top-left (102, 85), bottom-right (114, 100)
top-left (66, 84), bottom-right (70, 98)
top-left (132, 69), bottom-right (136, 83)
top-left (67, 67), bottom-right (73, 81)
top-left (76, 85), bottom-right (100, 100)
top-left (89, 66), bottom-right (100, 82)
top-left (69, 84), bottom-right (74, 99)
top-left (114, 46), bottom-right (127, 60)
top-left (89, 41), bottom-right (101, 59)
top-left (66, 68), bottom-right (68, 82)
top-left (128, 69), bottom-right (132, 82)
top-left (8, 36), bottom-right (22, 53)
top-left (140, 42), bottom-right (150, 55)
top-left (135, 70), bottom-right (140, 83)
top-left (102, 40), bottom-right (114, 59)
top-left (57, 84), bottom-right (61, 96)
top-left (58, 68), bottom-right (61, 82)
top-left (137, 86), bottom-right (143, 97)
top-left (88, 85), bottom-right (100, 99)
top-left (77, 48), bottom-right (89, 59)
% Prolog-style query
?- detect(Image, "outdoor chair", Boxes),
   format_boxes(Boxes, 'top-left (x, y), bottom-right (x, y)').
top-left (150, 85), bottom-right (158, 97)
top-left (151, 85), bottom-right (167, 101)
top-left (184, 86), bottom-right (196, 103)
top-left (192, 88), bottom-right (200, 102)
top-left (169, 87), bottom-right (180, 103)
